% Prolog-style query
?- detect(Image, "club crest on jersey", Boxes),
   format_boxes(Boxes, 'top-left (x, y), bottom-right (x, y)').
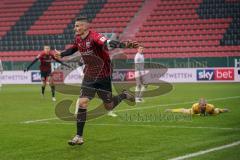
top-left (86, 41), bottom-right (91, 48)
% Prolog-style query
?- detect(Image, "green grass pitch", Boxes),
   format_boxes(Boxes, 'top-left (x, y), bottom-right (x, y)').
top-left (0, 83), bottom-right (239, 160)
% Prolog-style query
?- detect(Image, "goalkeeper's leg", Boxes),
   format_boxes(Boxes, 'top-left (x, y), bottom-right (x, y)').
top-left (213, 108), bottom-right (229, 115)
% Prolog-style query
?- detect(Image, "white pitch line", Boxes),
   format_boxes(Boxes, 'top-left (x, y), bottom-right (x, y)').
top-left (117, 95), bottom-right (240, 112)
top-left (20, 120), bottom-right (240, 159)
top-left (23, 117), bottom-right (59, 124)
top-left (168, 140), bottom-right (240, 160)
top-left (22, 122), bottom-right (240, 131)
top-left (21, 95), bottom-right (240, 124)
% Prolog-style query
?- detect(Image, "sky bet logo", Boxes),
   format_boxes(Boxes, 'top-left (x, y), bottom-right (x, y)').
top-left (31, 72), bottom-right (41, 82)
top-left (197, 69), bottom-right (234, 81)
top-left (112, 71), bottom-right (135, 81)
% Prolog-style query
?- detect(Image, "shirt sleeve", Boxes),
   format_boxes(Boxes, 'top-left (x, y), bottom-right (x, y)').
top-left (71, 39), bottom-right (78, 50)
top-left (93, 32), bottom-right (108, 47)
top-left (60, 40), bottom-right (78, 57)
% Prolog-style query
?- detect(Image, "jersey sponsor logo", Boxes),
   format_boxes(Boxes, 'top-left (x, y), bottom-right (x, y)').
top-left (197, 69), bottom-right (234, 81)
top-left (31, 72), bottom-right (41, 82)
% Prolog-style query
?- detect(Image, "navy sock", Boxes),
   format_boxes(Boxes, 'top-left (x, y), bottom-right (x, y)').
top-left (50, 85), bottom-right (55, 97)
top-left (77, 108), bottom-right (87, 136)
top-left (41, 86), bottom-right (45, 95)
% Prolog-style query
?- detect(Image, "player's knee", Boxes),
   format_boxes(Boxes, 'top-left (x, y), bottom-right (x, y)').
top-left (78, 98), bottom-right (89, 108)
top-left (104, 103), bottom-right (113, 111)
top-left (49, 79), bottom-right (54, 85)
top-left (42, 82), bottom-right (46, 87)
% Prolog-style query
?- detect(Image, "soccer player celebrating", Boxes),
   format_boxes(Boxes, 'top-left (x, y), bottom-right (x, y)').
top-left (54, 16), bottom-right (139, 145)
top-left (25, 45), bottom-right (67, 101)
top-left (134, 46), bottom-right (145, 102)
top-left (165, 98), bottom-right (229, 116)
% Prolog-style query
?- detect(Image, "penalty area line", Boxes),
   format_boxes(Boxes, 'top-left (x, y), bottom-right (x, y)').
top-left (168, 140), bottom-right (240, 160)
top-left (117, 95), bottom-right (240, 112)
top-left (22, 117), bottom-right (59, 124)
top-left (20, 95), bottom-right (240, 124)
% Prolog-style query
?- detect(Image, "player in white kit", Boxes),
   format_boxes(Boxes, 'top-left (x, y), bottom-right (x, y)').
top-left (0, 59), bottom-right (3, 90)
top-left (134, 46), bottom-right (145, 102)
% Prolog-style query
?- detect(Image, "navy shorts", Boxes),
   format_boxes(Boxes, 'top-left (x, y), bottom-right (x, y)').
top-left (40, 71), bottom-right (52, 80)
top-left (80, 76), bottom-right (112, 103)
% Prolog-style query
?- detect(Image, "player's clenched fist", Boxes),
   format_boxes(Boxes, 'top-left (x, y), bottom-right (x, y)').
top-left (54, 49), bottom-right (61, 59)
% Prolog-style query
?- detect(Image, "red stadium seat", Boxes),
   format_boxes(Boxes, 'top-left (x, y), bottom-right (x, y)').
top-left (26, 0), bottom-right (87, 35)
top-left (0, 0), bottom-right (239, 60)
top-left (90, 0), bottom-right (144, 35)
top-left (0, 0), bottom-right (35, 38)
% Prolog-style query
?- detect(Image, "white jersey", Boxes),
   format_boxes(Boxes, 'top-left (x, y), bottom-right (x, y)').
top-left (0, 59), bottom-right (3, 73)
top-left (134, 53), bottom-right (144, 71)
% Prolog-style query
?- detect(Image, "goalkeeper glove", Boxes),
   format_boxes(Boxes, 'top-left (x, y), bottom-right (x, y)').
top-left (108, 40), bottom-right (139, 49)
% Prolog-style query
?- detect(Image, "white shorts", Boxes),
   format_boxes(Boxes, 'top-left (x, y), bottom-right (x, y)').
top-left (135, 70), bottom-right (145, 86)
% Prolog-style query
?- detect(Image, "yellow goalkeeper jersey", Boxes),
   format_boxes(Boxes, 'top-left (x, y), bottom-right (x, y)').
top-left (191, 103), bottom-right (215, 114)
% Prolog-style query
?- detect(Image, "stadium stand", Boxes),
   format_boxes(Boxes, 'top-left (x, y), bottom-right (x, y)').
top-left (90, 0), bottom-right (144, 34)
top-left (0, 0), bottom-right (109, 60)
top-left (0, 0), bottom-right (36, 38)
top-left (0, 0), bottom-right (239, 65)
top-left (126, 0), bottom-right (240, 58)
top-left (26, 0), bottom-right (88, 35)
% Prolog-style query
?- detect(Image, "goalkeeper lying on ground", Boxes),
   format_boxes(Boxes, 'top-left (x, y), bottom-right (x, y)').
top-left (165, 98), bottom-right (229, 116)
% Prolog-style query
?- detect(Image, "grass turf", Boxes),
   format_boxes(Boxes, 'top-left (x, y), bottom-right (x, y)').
top-left (0, 83), bottom-right (239, 160)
